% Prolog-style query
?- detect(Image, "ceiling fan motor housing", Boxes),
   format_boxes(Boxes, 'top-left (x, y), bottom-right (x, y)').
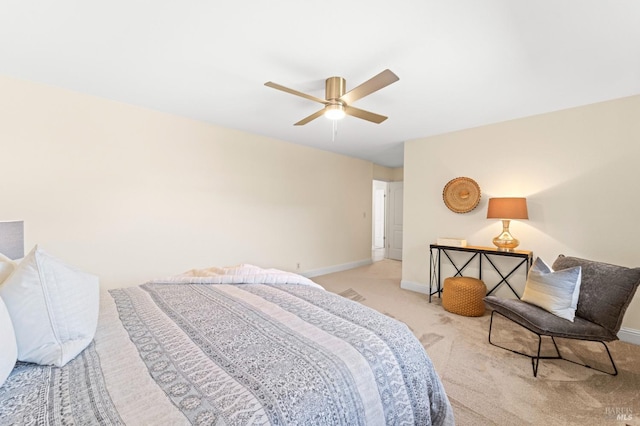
top-left (326, 77), bottom-right (346, 104)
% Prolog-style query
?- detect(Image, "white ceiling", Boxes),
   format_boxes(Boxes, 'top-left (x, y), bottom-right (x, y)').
top-left (1, 1), bottom-right (639, 168)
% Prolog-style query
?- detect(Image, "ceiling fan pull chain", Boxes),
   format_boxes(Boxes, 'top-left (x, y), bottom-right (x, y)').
top-left (332, 119), bottom-right (338, 141)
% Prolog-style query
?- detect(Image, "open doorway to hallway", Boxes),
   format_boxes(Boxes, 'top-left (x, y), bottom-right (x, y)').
top-left (372, 180), bottom-right (403, 262)
top-left (372, 180), bottom-right (387, 261)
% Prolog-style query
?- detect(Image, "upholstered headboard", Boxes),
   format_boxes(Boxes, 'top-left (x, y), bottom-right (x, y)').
top-left (0, 221), bottom-right (24, 260)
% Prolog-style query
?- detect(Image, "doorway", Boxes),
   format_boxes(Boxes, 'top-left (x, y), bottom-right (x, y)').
top-left (372, 180), bottom-right (387, 261)
top-left (372, 180), bottom-right (403, 262)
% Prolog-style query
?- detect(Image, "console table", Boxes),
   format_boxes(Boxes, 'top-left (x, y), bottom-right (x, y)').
top-left (429, 244), bottom-right (533, 302)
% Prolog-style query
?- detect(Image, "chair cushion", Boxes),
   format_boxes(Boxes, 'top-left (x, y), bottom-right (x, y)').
top-left (552, 255), bottom-right (640, 334)
top-left (484, 296), bottom-right (616, 341)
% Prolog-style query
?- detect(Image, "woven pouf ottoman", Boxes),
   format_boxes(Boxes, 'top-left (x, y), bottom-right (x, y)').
top-left (442, 277), bottom-right (487, 317)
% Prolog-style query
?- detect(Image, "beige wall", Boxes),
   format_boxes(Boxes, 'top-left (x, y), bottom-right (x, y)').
top-left (373, 164), bottom-right (404, 182)
top-left (403, 95), bottom-right (640, 336)
top-left (0, 75), bottom-right (374, 289)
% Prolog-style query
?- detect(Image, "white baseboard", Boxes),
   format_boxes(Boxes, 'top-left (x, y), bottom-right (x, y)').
top-left (618, 327), bottom-right (640, 345)
top-left (399, 280), bottom-right (639, 347)
top-left (303, 258), bottom-right (373, 278)
top-left (400, 280), bottom-right (429, 294)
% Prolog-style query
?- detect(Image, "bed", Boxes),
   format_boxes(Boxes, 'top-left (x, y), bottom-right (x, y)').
top-left (0, 256), bottom-right (454, 425)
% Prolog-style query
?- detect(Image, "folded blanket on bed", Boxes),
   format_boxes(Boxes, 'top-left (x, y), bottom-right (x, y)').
top-left (155, 263), bottom-right (322, 288)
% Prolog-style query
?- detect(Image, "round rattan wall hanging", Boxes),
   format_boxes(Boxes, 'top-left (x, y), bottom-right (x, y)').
top-left (442, 177), bottom-right (481, 213)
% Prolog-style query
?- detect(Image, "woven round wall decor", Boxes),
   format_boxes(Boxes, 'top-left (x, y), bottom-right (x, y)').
top-left (442, 177), bottom-right (481, 213)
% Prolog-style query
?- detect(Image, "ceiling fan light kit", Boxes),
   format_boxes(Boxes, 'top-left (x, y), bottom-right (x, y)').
top-left (265, 69), bottom-right (399, 126)
top-left (324, 104), bottom-right (345, 120)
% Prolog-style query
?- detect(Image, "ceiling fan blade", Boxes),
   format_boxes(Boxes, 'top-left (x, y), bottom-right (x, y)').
top-left (344, 105), bottom-right (388, 124)
top-left (265, 81), bottom-right (327, 105)
top-left (339, 69), bottom-right (399, 105)
top-left (294, 108), bottom-right (326, 126)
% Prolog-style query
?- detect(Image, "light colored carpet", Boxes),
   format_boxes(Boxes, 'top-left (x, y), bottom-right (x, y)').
top-left (313, 259), bottom-right (640, 426)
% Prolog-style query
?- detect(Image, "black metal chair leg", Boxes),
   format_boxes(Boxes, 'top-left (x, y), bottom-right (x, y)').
top-left (550, 340), bottom-right (618, 376)
top-left (488, 311), bottom-right (551, 362)
top-left (487, 310), bottom-right (618, 377)
top-left (532, 335), bottom-right (542, 377)
top-left (602, 341), bottom-right (619, 376)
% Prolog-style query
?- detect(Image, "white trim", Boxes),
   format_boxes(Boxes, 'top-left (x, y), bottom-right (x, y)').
top-left (302, 259), bottom-right (373, 278)
top-left (618, 327), bottom-right (640, 346)
top-left (400, 280), bottom-right (429, 294)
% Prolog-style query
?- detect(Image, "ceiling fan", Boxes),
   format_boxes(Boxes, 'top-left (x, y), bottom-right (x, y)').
top-left (265, 69), bottom-right (399, 126)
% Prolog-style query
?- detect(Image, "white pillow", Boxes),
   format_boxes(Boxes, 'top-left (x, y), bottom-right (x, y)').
top-left (0, 252), bottom-right (17, 284)
top-left (0, 246), bottom-right (99, 367)
top-left (0, 296), bottom-right (17, 387)
top-left (521, 257), bottom-right (581, 321)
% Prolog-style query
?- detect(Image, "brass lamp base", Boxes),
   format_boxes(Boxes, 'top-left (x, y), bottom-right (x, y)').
top-left (492, 219), bottom-right (520, 251)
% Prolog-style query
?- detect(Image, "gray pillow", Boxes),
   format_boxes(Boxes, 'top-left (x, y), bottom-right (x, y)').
top-left (552, 255), bottom-right (640, 334)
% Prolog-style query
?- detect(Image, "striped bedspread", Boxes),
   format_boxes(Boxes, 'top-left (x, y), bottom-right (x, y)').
top-left (0, 272), bottom-right (454, 425)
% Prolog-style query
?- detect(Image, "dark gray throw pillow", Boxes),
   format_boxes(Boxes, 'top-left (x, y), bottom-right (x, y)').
top-left (552, 255), bottom-right (640, 334)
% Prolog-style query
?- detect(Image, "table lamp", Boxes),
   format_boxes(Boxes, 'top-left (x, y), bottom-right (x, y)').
top-left (486, 198), bottom-right (528, 251)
